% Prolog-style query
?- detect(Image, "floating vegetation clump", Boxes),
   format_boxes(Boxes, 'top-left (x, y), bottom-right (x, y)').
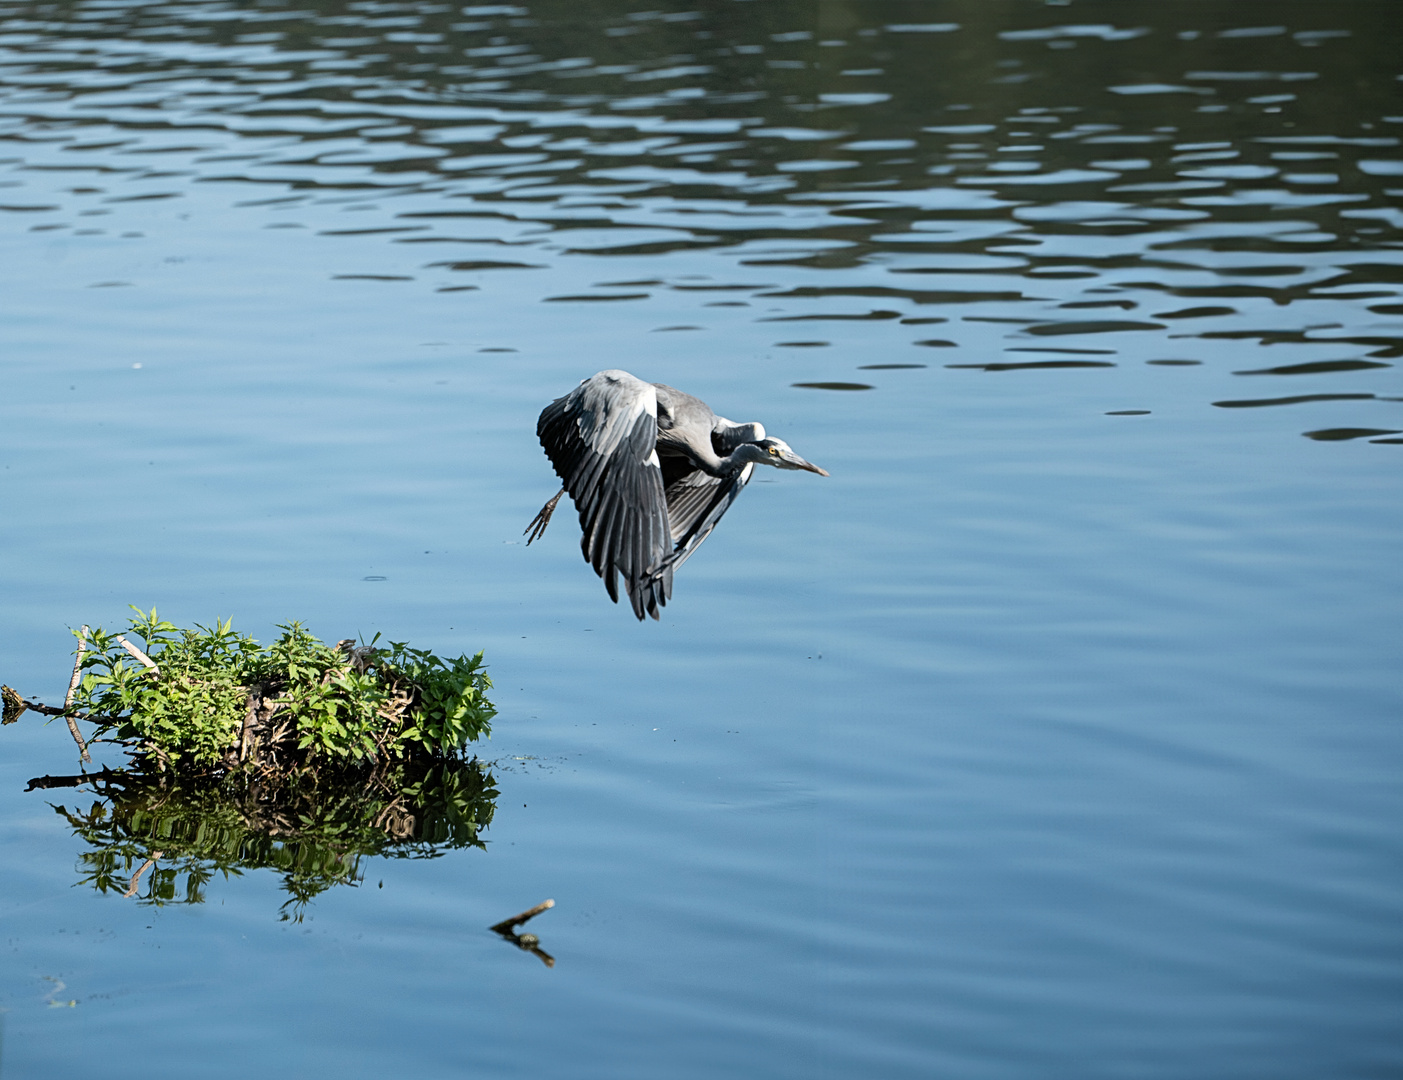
top-left (3, 607), bottom-right (495, 776)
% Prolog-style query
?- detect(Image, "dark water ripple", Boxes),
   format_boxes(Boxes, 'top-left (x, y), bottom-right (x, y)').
top-left (2, 0), bottom-right (1400, 441)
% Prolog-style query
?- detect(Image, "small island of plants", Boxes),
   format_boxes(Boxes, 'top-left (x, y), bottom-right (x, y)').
top-left (3, 607), bottom-right (495, 776)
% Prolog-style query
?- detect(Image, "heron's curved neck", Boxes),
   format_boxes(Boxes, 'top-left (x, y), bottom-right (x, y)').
top-left (707, 442), bottom-right (765, 477)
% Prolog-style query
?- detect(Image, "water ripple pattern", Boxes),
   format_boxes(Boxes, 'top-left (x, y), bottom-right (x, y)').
top-left (2, 1), bottom-right (1400, 440)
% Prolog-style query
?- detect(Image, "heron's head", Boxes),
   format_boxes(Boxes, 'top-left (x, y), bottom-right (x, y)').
top-left (754, 437), bottom-right (829, 476)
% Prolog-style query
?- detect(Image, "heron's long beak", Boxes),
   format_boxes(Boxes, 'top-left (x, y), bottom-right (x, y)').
top-left (781, 450), bottom-right (829, 476)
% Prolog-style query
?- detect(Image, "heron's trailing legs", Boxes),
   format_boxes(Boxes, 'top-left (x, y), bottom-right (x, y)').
top-left (525, 487), bottom-right (565, 545)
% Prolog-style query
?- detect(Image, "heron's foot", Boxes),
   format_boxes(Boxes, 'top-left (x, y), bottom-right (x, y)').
top-left (525, 488), bottom-right (565, 545)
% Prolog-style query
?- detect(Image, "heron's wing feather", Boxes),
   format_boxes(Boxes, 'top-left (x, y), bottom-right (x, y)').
top-left (652, 462), bottom-right (755, 582)
top-left (537, 370), bottom-right (671, 620)
top-left (663, 469), bottom-right (726, 545)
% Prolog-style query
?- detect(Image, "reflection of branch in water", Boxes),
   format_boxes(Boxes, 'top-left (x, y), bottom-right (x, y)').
top-left (490, 897), bottom-right (555, 934)
top-left (491, 898), bottom-right (556, 967)
top-left (123, 851), bottom-right (163, 898)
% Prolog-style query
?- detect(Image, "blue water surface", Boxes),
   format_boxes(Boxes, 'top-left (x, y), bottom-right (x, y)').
top-left (2, 2), bottom-right (1401, 1076)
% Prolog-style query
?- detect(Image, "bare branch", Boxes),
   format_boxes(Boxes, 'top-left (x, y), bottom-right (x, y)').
top-left (65, 626), bottom-right (88, 708)
top-left (25, 768), bottom-right (120, 792)
top-left (239, 687), bottom-right (263, 762)
top-left (490, 900), bottom-right (558, 968)
top-left (490, 898), bottom-right (555, 935)
top-left (3, 687), bottom-right (126, 729)
top-left (3, 687), bottom-right (107, 723)
top-left (64, 626), bottom-right (91, 763)
top-left (114, 635), bottom-right (160, 676)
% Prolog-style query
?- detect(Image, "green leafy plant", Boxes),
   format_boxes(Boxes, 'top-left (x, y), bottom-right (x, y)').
top-left (31, 607), bottom-right (494, 772)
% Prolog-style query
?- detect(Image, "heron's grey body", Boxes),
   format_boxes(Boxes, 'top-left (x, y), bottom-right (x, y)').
top-left (528, 370), bottom-right (827, 620)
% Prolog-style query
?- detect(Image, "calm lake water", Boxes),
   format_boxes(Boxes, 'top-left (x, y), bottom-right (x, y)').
top-left (2, 1), bottom-right (1401, 1075)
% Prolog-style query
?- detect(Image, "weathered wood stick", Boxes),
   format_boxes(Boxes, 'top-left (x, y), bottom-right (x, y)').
top-left (3, 687), bottom-right (125, 725)
top-left (239, 687), bottom-right (262, 762)
top-left (25, 768), bottom-right (120, 791)
top-left (64, 627), bottom-right (88, 708)
top-left (490, 898), bottom-right (555, 935)
top-left (64, 626), bottom-right (91, 763)
top-left (114, 635), bottom-right (160, 676)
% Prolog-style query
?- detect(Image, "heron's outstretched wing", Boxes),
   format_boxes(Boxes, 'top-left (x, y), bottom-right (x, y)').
top-left (536, 370), bottom-right (671, 620)
top-left (646, 461), bottom-right (756, 589)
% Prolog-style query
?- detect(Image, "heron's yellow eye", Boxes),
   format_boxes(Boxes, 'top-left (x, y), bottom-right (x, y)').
top-left (768, 446), bottom-right (779, 455)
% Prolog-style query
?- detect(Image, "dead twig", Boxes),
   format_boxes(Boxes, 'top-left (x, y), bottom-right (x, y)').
top-left (114, 635), bottom-right (160, 677)
top-left (146, 741), bottom-right (170, 774)
top-left (123, 850), bottom-right (163, 898)
top-left (490, 898), bottom-right (555, 935)
top-left (3, 691), bottom-right (64, 719)
top-left (25, 767), bottom-right (120, 792)
top-left (2, 687), bottom-right (121, 728)
top-left (239, 686), bottom-right (263, 763)
top-left (64, 626), bottom-right (92, 763)
top-left (64, 627), bottom-right (88, 706)
top-left (490, 901), bottom-right (558, 969)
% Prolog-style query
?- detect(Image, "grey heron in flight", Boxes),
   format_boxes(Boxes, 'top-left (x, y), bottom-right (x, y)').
top-left (527, 369), bottom-right (828, 620)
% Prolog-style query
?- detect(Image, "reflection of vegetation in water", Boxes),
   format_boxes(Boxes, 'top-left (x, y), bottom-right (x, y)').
top-left (48, 759), bottom-right (497, 919)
